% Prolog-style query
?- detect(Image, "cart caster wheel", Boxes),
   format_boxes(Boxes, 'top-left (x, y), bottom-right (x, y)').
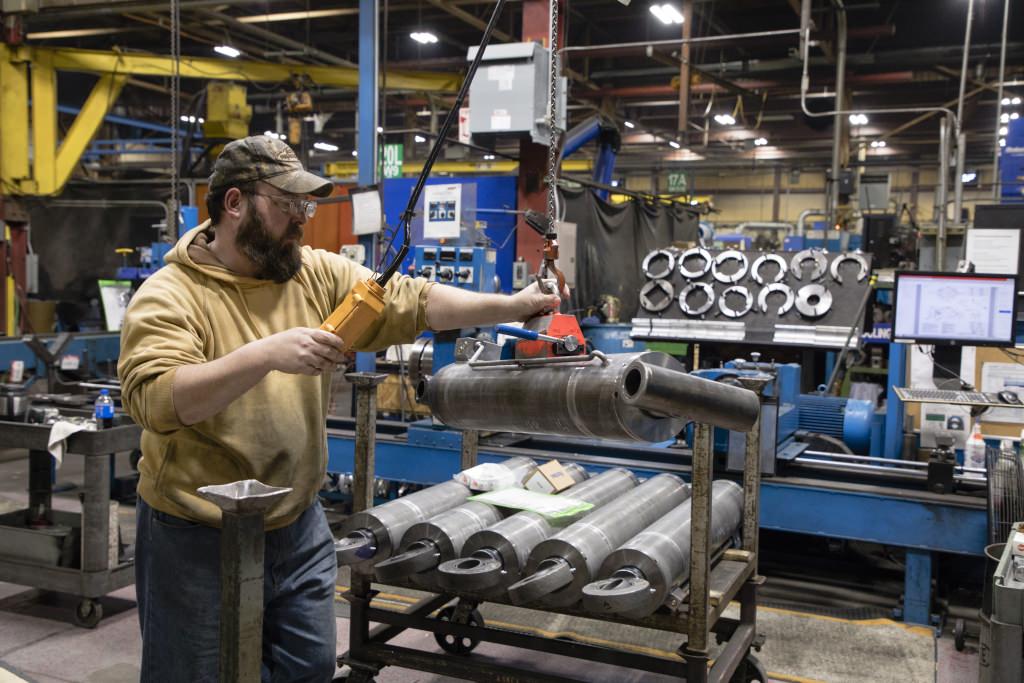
top-left (730, 653), bottom-right (767, 683)
top-left (954, 618), bottom-right (966, 652)
top-left (434, 604), bottom-right (483, 655)
top-left (75, 599), bottom-right (103, 628)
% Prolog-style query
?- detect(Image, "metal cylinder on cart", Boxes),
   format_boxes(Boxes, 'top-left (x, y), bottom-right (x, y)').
top-left (335, 456), bottom-right (538, 573)
top-left (507, 473), bottom-right (692, 608)
top-left (436, 467), bottom-right (639, 595)
top-left (421, 351), bottom-right (760, 442)
top-left (581, 479), bottom-right (745, 619)
top-left (374, 462), bottom-right (588, 588)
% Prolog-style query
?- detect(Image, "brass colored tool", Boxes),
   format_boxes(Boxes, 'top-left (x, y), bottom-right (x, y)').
top-left (319, 279), bottom-right (387, 350)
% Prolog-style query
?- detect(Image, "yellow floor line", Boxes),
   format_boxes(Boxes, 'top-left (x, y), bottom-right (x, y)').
top-left (334, 585), bottom-right (826, 682)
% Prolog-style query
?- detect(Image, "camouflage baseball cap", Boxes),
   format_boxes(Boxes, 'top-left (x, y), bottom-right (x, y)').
top-left (208, 136), bottom-right (334, 198)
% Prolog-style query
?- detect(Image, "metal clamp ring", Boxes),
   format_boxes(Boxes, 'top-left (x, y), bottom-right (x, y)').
top-left (678, 282), bottom-right (715, 316)
top-left (829, 251), bottom-right (869, 284)
top-left (794, 283), bottom-right (833, 318)
top-left (712, 250), bottom-right (749, 284)
top-left (639, 279), bottom-right (674, 312)
top-left (678, 247), bottom-right (712, 279)
top-left (757, 283), bottom-right (795, 315)
top-left (641, 249), bottom-right (676, 280)
top-left (718, 285), bottom-right (753, 318)
top-left (790, 249), bottom-right (829, 281)
top-left (750, 253), bottom-right (788, 285)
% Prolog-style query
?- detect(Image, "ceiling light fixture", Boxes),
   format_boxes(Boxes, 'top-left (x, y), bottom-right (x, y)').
top-left (351, 150), bottom-right (358, 157)
top-left (753, 137), bottom-right (768, 146)
top-left (1000, 126), bottom-right (1009, 136)
top-left (483, 154), bottom-right (496, 160)
top-left (649, 3), bottom-right (684, 25)
top-left (848, 113), bottom-right (869, 126)
top-left (1003, 97), bottom-right (1012, 106)
top-left (314, 141), bottom-right (339, 152)
top-left (961, 172), bottom-right (978, 184)
top-left (870, 140), bottom-right (886, 148)
top-left (1013, 97), bottom-right (1022, 106)
top-left (1000, 138), bottom-right (1007, 148)
top-left (624, 120), bottom-right (635, 129)
top-left (668, 140), bottom-right (681, 149)
top-left (179, 115), bottom-right (204, 124)
top-left (263, 130), bottom-right (285, 140)
top-left (410, 31), bottom-right (439, 44)
top-left (713, 114), bottom-right (736, 126)
top-left (1012, 112), bottom-right (1021, 120)
top-left (377, 126), bottom-right (384, 133)
top-left (1002, 113), bottom-right (1011, 123)
top-left (414, 135), bottom-right (427, 143)
top-left (214, 45), bottom-right (241, 58)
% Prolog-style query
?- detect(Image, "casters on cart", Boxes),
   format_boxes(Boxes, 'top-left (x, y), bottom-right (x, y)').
top-left (74, 598), bottom-right (103, 628)
top-left (729, 653), bottom-right (768, 683)
top-left (953, 618), bottom-right (967, 652)
top-left (434, 603), bottom-right (484, 655)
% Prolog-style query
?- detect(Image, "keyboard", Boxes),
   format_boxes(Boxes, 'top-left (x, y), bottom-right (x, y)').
top-left (894, 387), bottom-right (1019, 408)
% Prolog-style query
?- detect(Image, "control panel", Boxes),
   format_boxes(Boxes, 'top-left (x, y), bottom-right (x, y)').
top-left (413, 245), bottom-right (498, 292)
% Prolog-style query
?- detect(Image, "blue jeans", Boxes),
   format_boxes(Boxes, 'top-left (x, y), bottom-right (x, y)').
top-left (135, 497), bottom-right (338, 683)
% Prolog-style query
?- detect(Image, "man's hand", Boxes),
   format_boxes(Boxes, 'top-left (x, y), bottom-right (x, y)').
top-left (259, 327), bottom-right (346, 376)
top-left (508, 280), bottom-right (570, 321)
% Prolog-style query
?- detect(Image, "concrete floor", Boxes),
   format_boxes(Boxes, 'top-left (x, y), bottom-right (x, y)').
top-left (0, 448), bottom-right (981, 683)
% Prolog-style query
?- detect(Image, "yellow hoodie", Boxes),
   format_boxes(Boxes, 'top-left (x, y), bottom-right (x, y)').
top-left (118, 222), bottom-right (433, 529)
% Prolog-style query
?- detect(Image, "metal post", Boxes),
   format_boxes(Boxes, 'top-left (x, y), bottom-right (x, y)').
top-left (937, 116), bottom-right (950, 272)
top-left (955, 0), bottom-right (975, 137)
top-left (903, 548), bottom-right (932, 626)
top-left (355, 0), bottom-right (378, 374)
top-left (884, 342), bottom-right (906, 459)
top-left (677, 0), bottom-right (693, 137)
top-left (28, 449), bottom-right (52, 524)
top-left (685, 422), bottom-right (713, 679)
top-left (829, 4), bottom-right (847, 232)
top-left (992, 0), bottom-right (1010, 200)
top-left (196, 480), bottom-right (291, 683)
top-left (954, 132), bottom-right (966, 225)
top-left (460, 429), bottom-right (479, 470)
top-left (346, 372), bottom-right (387, 513)
top-left (81, 452), bottom-right (111, 576)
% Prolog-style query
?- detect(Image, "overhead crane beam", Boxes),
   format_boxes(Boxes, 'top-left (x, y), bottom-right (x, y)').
top-left (0, 44), bottom-right (459, 196)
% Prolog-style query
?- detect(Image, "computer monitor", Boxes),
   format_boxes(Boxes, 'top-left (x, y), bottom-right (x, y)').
top-left (893, 271), bottom-right (1019, 346)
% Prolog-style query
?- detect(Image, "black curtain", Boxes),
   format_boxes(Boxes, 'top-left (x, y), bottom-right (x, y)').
top-left (562, 186), bottom-right (698, 319)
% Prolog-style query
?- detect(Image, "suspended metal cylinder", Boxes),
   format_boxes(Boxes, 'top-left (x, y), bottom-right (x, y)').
top-left (436, 467), bottom-right (638, 595)
top-left (336, 456), bottom-right (537, 573)
top-left (581, 479), bottom-right (744, 618)
top-left (375, 463), bottom-right (588, 588)
top-left (423, 351), bottom-right (759, 442)
top-left (508, 473), bottom-right (691, 607)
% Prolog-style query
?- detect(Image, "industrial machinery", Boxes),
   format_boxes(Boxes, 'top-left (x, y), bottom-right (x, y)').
top-left (411, 245), bottom-right (497, 292)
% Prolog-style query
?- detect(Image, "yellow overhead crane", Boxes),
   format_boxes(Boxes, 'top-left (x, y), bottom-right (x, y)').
top-left (0, 44), bottom-right (460, 196)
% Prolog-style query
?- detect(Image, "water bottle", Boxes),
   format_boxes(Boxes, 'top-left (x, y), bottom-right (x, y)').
top-left (94, 388), bottom-right (114, 429)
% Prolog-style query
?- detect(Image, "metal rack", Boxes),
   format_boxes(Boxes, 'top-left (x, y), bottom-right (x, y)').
top-left (337, 374), bottom-right (766, 682)
top-left (0, 414), bottom-right (141, 627)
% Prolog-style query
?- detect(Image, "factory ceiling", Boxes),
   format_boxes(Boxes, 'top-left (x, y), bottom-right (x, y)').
top-left (8, 0), bottom-right (1024, 177)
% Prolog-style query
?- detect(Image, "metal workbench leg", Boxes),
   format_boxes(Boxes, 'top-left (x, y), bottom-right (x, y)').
top-left (28, 449), bottom-right (52, 523)
top-left (903, 548), bottom-right (932, 626)
top-left (460, 430), bottom-right (479, 471)
top-left (346, 373), bottom-right (387, 514)
top-left (742, 416), bottom-right (761, 573)
top-left (684, 422), bottom-right (713, 683)
top-left (81, 453), bottom-right (111, 577)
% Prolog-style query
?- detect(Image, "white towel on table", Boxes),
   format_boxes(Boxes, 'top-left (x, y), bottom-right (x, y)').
top-left (47, 420), bottom-right (95, 467)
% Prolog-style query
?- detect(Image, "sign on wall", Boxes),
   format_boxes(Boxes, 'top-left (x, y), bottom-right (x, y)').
top-left (423, 184), bottom-right (462, 239)
top-left (382, 143), bottom-right (404, 179)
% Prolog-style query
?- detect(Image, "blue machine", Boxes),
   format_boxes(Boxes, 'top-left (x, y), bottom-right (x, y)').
top-left (412, 245), bottom-right (497, 293)
top-left (115, 205), bottom-right (200, 281)
top-left (1000, 118), bottom-right (1024, 202)
top-left (784, 228), bottom-right (863, 252)
top-left (561, 115), bottom-right (621, 200)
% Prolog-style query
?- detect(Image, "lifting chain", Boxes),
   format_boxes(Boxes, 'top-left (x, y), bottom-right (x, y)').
top-left (169, 0), bottom-right (181, 229)
top-left (544, 0), bottom-right (561, 232)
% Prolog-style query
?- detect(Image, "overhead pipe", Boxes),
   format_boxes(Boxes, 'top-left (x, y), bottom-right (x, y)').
top-left (736, 222), bottom-right (795, 235)
top-left (797, 209), bottom-right (826, 237)
top-left (953, 0), bottom-right (975, 224)
top-left (992, 0), bottom-right (1010, 200)
top-left (937, 116), bottom-right (950, 272)
top-left (829, 2), bottom-right (847, 232)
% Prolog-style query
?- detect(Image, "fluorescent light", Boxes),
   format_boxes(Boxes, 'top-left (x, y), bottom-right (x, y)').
top-left (624, 120), bottom-right (635, 129)
top-left (848, 113), bottom-right (868, 126)
top-left (313, 141), bottom-right (339, 152)
top-left (649, 3), bottom-right (684, 24)
top-left (214, 45), bottom-right (241, 58)
top-left (1000, 126), bottom-right (1009, 136)
top-left (753, 137), bottom-right (768, 146)
top-left (414, 135), bottom-right (427, 143)
top-left (410, 31), bottom-right (438, 44)
top-left (668, 140), bottom-right (681, 149)
top-left (961, 172), bottom-right (977, 184)
top-left (1013, 97), bottom-right (1022, 105)
top-left (870, 140), bottom-right (886, 148)
top-left (713, 114), bottom-right (736, 126)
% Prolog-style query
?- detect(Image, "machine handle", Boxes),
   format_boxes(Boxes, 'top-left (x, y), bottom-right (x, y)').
top-left (495, 324), bottom-right (542, 341)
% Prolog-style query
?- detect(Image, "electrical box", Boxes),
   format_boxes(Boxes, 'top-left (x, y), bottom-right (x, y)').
top-left (205, 82), bottom-right (252, 139)
top-left (413, 245), bottom-right (497, 293)
top-left (466, 42), bottom-right (566, 145)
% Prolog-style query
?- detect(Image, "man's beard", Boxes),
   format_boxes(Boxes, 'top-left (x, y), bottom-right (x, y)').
top-left (236, 199), bottom-right (303, 283)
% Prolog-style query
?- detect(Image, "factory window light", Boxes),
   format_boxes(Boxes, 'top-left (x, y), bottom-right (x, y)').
top-left (410, 31), bottom-right (439, 44)
top-left (668, 140), bottom-right (681, 149)
top-left (624, 120), bottom-right (636, 129)
top-left (214, 45), bottom-right (241, 58)
top-left (870, 140), bottom-right (886, 148)
top-left (313, 142), bottom-right (339, 152)
top-left (713, 114), bottom-right (736, 126)
top-left (848, 113), bottom-right (869, 126)
top-left (753, 137), bottom-right (768, 146)
top-left (414, 135), bottom-right (427, 143)
top-left (649, 3), bottom-right (684, 24)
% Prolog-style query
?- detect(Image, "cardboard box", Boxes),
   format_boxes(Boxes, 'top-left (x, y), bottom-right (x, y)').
top-left (523, 460), bottom-right (574, 494)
